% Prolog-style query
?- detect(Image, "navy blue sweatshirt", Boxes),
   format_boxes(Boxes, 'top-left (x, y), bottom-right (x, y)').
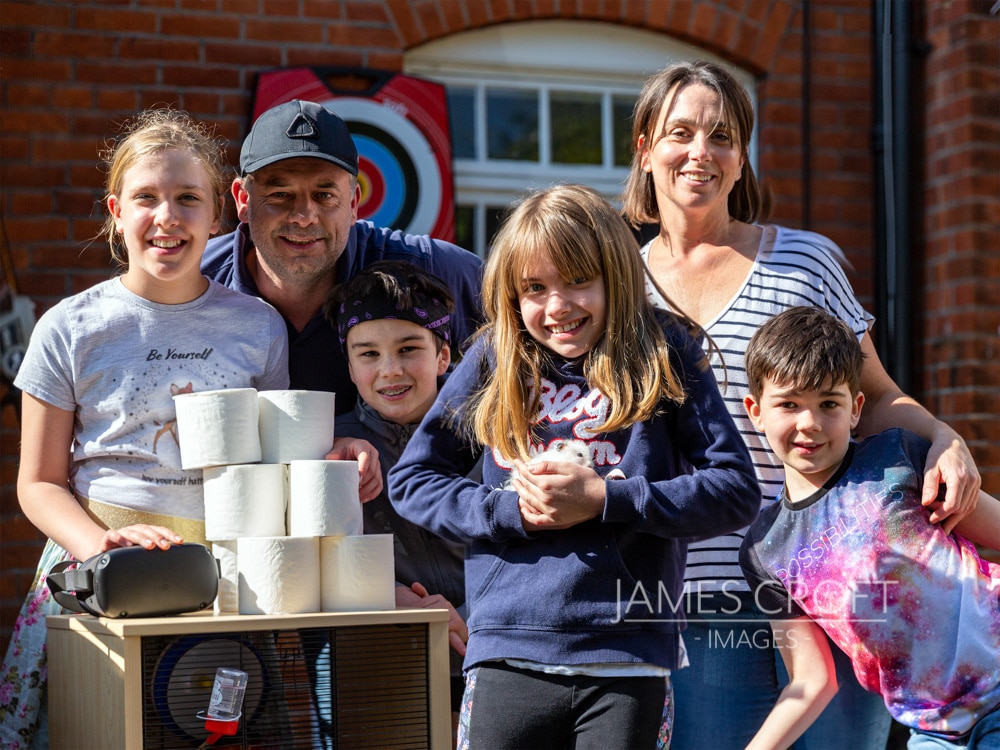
top-left (388, 315), bottom-right (759, 671)
top-left (202, 221), bottom-right (483, 413)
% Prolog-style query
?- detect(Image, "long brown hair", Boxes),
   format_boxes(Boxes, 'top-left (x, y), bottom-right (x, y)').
top-left (622, 60), bottom-right (761, 226)
top-left (466, 184), bottom-right (692, 461)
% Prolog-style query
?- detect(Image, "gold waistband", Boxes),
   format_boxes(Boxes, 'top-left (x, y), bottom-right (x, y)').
top-left (78, 496), bottom-right (207, 547)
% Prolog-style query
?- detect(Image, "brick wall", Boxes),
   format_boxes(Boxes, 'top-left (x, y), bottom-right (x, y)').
top-left (918, 0), bottom-right (1000, 494)
top-left (2, 0), bottom-right (996, 654)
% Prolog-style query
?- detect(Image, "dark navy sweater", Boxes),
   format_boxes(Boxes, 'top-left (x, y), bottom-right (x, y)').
top-left (388, 315), bottom-right (759, 671)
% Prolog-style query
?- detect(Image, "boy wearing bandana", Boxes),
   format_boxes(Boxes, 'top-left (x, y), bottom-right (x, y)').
top-left (325, 261), bottom-right (469, 709)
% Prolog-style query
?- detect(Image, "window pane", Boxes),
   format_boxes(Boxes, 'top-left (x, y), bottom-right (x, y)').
top-left (484, 204), bottom-right (512, 256)
top-left (448, 87), bottom-right (475, 159)
top-left (486, 89), bottom-right (538, 161)
top-left (453, 204), bottom-right (475, 253)
top-left (551, 91), bottom-right (601, 165)
top-left (613, 95), bottom-right (635, 167)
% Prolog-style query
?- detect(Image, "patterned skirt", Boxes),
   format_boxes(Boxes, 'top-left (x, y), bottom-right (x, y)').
top-left (0, 539), bottom-right (71, 750)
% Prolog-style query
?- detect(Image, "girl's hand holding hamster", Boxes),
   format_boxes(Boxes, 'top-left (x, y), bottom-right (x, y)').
top-left (97, 524), bottom-right (183, 553)
top-left (513, 460), bottom-right (605, 530)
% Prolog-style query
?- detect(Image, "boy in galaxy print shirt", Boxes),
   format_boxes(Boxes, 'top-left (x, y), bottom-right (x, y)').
top-left (738, 306), bottom-right (1000, 750)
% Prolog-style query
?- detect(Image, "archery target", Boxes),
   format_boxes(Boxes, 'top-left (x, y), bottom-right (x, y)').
top-left (319, 97), bottom-right (442, 235)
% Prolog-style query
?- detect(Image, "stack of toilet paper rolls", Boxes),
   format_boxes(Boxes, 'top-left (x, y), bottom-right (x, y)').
top-left (174, 388), bottom-right (395, 616)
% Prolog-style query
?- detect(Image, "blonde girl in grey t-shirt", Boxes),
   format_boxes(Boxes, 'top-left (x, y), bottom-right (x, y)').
top-left (0, 109), bottom-right (288, 749)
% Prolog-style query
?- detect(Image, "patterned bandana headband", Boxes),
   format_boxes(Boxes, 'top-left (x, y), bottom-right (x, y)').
top-left (335, 286), bottom-right (451, 350)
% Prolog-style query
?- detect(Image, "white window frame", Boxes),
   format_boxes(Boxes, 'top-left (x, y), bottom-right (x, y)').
top-left (406, 20), bottom-right (755, 255)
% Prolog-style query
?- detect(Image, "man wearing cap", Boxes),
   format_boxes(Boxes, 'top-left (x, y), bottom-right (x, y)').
top-left (203, 100), bottom-right (482, 744)
top-left (202, 99), bottom-right (483, 410)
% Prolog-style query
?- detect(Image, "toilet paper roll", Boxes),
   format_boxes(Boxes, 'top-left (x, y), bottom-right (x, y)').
top-left (203, 464), bottom-right (287, 541)
top-left (288, 460), bottom-right (363, 538)
top-left (320, 534), bottom-right (396, 612)
top-left (237, 536), bottom-right (321, 615)
top-left (212, 540), bottom-right (239, 614)
top-left (174, 388), bottom-right (261, 469)
top-left (258, 390), bottom-right (336, 464)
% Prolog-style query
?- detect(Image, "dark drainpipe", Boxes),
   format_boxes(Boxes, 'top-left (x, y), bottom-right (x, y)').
top-left (872, 0), bottom-right (917, 391)
top-left (802, 0), bottom-right (812, 229)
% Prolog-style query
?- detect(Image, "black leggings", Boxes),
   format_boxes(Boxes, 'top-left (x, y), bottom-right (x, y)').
top-left (460, 662), bottom-right (670, 750)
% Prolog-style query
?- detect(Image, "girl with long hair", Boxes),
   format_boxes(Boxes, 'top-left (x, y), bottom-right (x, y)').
top-left (389, 183), bottom-right (759, 749)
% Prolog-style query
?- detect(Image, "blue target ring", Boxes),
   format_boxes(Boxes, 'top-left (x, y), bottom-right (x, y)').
top-left (349, 121), bottom-right (419, 230)
top-left (353, 134), bottom-right (406, 226)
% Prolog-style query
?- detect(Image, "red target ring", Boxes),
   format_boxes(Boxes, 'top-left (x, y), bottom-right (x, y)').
top-left (357, 155), bottom-right (386, 218)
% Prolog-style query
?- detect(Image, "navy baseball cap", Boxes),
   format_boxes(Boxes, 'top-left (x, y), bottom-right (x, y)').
top-left (239, 100), bottom-right (359, 177)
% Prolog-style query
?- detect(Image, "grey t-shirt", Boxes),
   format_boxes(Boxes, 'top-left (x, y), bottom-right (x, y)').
top-left (15, 277), bottom-right (289, 520)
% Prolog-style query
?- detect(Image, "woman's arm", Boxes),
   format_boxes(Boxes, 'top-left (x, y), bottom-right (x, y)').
top-left (745, 617), bottom-right (839, 750)
top-left (856, 332), bottom-right (980, 533)
top-left (18, 393), bottom-right (181, 560)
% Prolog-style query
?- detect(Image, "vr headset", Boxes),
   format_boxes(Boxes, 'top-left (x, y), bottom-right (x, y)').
top-left (47, 543), bottom-right (220, 618)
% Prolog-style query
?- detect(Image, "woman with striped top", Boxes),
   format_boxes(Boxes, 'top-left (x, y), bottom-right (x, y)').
top-left (622, 60), bottom-right (981, 750)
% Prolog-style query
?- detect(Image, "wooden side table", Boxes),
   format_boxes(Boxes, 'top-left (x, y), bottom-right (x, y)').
top-left (47, 608), bottom-right (451, 749)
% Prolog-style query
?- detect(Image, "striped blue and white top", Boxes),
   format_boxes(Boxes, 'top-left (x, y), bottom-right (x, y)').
top-left (641, 224), bottom-right (873, 594)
